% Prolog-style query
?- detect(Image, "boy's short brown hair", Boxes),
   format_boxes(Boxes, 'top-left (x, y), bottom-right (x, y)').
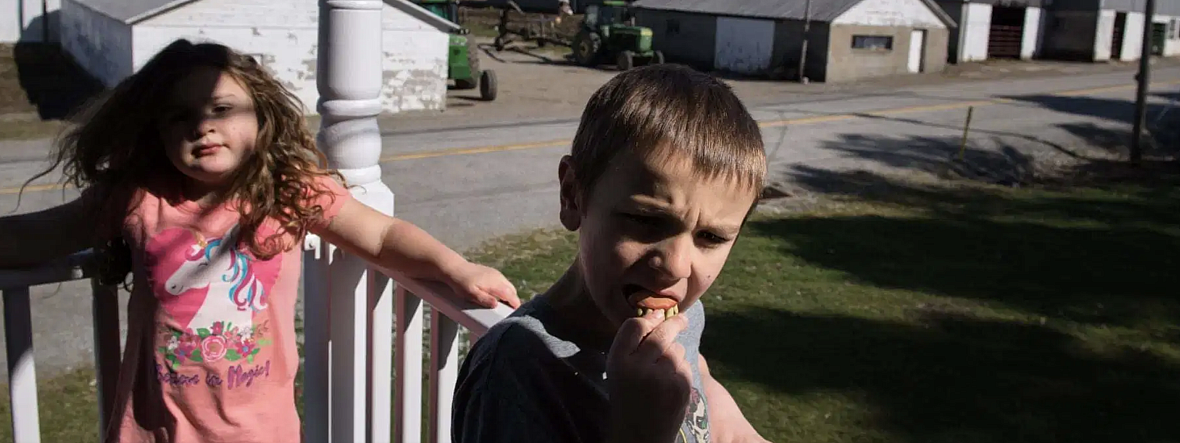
top-left (569, 64), bottom-right (766, 201)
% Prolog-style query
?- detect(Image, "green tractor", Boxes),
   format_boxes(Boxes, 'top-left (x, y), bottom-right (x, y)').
top-left (414, 0), bottom-right (497, 101)
top-left (571, 0), bottom-right (663, 71)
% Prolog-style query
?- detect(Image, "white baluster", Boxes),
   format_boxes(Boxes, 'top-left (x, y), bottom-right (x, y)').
top-left (395, 288), bottom-right (424, 443)
top-left (316, 0), bottom-right (393, 441)
top-left (3, 287), bottom-right (41, 443)
top-left (429, 313), bottom-right (460, 443)
top-left (302, 236), bottom-right (332, 442)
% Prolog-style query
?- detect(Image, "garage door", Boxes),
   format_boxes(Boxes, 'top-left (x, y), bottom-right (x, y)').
top-left (714, 17), bottom-right (774, 75)
top-left (1112, 12), bottom-right (1127, 59)
top-left (988, 6), bottom-right (1025, 59)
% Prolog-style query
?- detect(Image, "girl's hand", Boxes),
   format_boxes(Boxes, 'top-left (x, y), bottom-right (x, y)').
top-left (442, 261), bottom-right (521, 309)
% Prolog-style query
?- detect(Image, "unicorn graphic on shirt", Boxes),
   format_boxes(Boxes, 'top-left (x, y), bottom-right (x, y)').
top-left (163, 225), bottom-right (270, 332)
top-left (150, 224), bottom-right (283, 369)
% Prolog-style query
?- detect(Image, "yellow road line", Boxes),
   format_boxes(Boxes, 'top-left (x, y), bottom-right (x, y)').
top-left (3, 78), bottom-right (1178, 197)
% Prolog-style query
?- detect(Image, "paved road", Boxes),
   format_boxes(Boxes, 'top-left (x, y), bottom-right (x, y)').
top-left (2, 66), bottom-right (1179, 379)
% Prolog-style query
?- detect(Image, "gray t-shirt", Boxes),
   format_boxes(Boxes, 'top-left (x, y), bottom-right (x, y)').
top-left (451, 295), bottom-right (713, 443)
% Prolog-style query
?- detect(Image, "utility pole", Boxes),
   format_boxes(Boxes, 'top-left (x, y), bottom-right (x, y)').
top-left (798, 0), bottom-right (811, 83)
top-left (1130, 0), bottom-right (1156, 166)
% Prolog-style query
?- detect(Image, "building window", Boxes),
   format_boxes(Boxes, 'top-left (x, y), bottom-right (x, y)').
top-left (852, 35), bottom-right (893, 51)
top-left (1171, 19), bottom-right (1179, 39)
top-left (667, 19), bottom-right (680, 35)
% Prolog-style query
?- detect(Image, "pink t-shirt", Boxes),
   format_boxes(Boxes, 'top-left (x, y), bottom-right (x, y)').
top-left (104, 175), bottom-right (352, 443)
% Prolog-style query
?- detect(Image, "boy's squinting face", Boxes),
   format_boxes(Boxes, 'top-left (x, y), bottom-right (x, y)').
top-left (559, 150), bottom-right (757, 329)
top-left (160, 67), bottom-right (260, 190)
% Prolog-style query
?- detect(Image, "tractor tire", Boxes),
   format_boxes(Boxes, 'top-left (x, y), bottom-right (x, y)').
top-left (454, 37), bottom-right (481, 90)
top-left (480, 70), bottom-right (498, 101)
top-left (466, 36), bottom-right (481, 76)
top-left (572, 31), bottom-right (602, 66)
top-left (617, 50), bottom-right (634, 71)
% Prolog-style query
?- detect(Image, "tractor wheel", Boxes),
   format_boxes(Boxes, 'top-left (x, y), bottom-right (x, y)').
top-left (652, 50), bottom-right (665, 65)
top-left (466, 36), bottom-right (481, 75)
top-left (617, 50), bottom-right (634, 71)
top-left (480, 70), bottom-right (498, 101)
top-left (572, 31), bottom-right (602, 66)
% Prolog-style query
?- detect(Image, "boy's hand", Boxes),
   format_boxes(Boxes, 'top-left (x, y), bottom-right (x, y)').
top-left (605, 311), bottom-right (693, 443)
top-left (443, 261), bottom-right (521, 309)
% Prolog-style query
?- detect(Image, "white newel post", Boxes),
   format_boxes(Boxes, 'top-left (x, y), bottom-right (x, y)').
top-left (306, 1), bottom-right (396, 442)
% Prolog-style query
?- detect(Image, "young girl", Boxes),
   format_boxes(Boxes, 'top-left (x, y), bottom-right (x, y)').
top-left (0, 39), bottom-right (520, 442)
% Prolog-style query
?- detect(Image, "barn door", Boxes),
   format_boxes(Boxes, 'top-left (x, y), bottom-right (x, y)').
top-left (1151, 22), bottom-right (1166, 56)
top-left (988, 6), bottom-right (1025, 59)
top-left (909, 30), bottom-right (926, 73)
top-left (714, 17), bottom-right (774, 75)
top-left (1112, 12), bottom-right (1127, 60)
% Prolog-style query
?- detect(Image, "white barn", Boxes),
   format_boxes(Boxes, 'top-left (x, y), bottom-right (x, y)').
top-left (936, 0), bottom-right (1050, 63)
top-left (58, 0), bottom-right (460, 114)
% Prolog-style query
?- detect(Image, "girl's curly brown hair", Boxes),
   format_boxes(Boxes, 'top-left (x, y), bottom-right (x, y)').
top-left (24, 39), bottom-right (343, 284)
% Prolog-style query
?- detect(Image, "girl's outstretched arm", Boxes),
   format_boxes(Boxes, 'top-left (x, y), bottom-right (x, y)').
top-left (312, 198), bottom-right (521, 309)
top-left (0, 196), bottom-right (93, 268)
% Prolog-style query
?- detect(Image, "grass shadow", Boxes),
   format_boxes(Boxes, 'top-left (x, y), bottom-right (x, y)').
top-left (699, 168), bottom-right (1180, 441)
top-left (702, 306), bottom-right (1180, 443)
top-left (765, 168), bottom-right (1180, 329)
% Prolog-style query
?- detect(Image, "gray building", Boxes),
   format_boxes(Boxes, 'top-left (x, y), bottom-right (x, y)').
top-left (632, 0), bottom-right (956, 83)
top-left (1041, 0), bottom-right (1180, 61)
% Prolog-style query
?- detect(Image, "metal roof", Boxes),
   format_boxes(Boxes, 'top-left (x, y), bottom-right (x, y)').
top-left (70, 0), bottom-right (461, 31)
top-left (633, 0), bottom-right (956, 26)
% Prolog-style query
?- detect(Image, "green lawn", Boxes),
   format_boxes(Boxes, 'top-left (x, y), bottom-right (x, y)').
top-left (3, 168), bottom-right (1179, 442)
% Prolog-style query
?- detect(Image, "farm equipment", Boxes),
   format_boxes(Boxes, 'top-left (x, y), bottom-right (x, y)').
top-left (492, 0), bottom-right (575, 51)
top-left (571, 1), bottom-right (663, 70)
top-left (413, 0), bottom-right (498, 101)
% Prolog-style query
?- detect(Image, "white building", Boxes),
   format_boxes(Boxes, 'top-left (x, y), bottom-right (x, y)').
top-left (57, 0), bottom-right (460, 114)
top-left (936, 0), bottom-right (1049, 63)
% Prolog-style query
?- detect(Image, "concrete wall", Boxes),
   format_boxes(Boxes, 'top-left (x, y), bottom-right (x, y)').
top-left (635, 8), bottom-right (717, 70)
top-left (59, 0), bottom-right (132, 87)
top-left (1094, 9), bottom-right (1116, 60)
top-left (826, 24), bottom-right (949, 82)
top-left (1021, 6), bottom-right (1047, 59)
top-left (1116, 11), bottom-right (1146, 61)
top-left (2, 0), bottom-right (60, 43)
top-left (133, 0), bottom-right (448, 115)
top-left (965, 3), bottom-right (994, 62)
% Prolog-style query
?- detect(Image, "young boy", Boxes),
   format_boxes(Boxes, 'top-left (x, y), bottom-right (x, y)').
top-left (451, 64), bottom-right (771, 443)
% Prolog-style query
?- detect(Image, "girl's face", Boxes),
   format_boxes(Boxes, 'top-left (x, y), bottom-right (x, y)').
top-left (159, 66), bottom-right (260, 196)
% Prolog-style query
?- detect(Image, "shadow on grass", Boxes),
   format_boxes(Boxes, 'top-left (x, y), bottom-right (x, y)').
top-left (705, 167), bottom-right (1180, 441)
top-left (703, 306), bottom-right (1180, 443)
top-left (780, 167), bottom-right (1180, 326)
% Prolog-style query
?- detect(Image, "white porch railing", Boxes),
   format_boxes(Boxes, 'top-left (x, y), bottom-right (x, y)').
top-left (3, 1), bottom-right (515, 441)
top-left (0, 247), bottom-right (513, 443)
